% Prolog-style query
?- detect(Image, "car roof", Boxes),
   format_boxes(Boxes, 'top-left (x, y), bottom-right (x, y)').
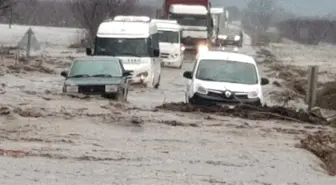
top-left (74, 56), bottom-right (120, 62)
top-left (197, 51), bottom-right (256, 65)
top-left (97, 19), bottom-right (157, 38)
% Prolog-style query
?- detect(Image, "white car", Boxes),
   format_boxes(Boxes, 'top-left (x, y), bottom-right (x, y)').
top-left (183, 50), bottom-right (269, 106)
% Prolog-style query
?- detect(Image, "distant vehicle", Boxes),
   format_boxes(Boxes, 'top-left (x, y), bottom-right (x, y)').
top-left (159, 0), bottom-right (211, 18)
top-left (217, 28), bottom-right (243, 47)
top-left (86, 15), bottom-right (161, 88)
top-left (182, 50), bottom-right (269, 106)
top-left (151, 19), bottom-right (185, 68)
top-left (60, 56), bottom-right (131, 101)
top-left (210, 7), bottom-right (224, 44)
top-left (167, 4), bottom-right (213, 51)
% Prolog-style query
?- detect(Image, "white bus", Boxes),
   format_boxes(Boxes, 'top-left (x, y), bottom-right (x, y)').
top-left (151, 19), bottom-right (184, 68)
top-left (87, 16), bottom-right (162, 88)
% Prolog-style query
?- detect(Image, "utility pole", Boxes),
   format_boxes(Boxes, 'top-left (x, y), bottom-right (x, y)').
top-left (9, 5), bottom-right (12, 29)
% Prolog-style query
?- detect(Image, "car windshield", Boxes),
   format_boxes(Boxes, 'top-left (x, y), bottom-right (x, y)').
top-left (171, 14), bottom-right (208, 27)
top-left (195, 59), bottom-right (258, 84)
top-left (68, 60), bottom-right (122, 77)
top-left (158, 30), bottom-right (179, 43)
top-left (94, 37), bottom-right (149, 57)
top-left (221, 28), bottom-right (240, 35)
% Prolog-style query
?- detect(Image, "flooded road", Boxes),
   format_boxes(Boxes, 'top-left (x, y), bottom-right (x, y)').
top-left (0, 32), bottom-right (335, 185)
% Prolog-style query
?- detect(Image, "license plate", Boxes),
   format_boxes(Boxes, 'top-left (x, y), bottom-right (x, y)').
top-left (219, 104), bottom-right (236, 109)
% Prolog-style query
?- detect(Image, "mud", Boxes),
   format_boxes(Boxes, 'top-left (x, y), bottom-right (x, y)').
top-left (316, 82), bottom-right (336, 110)
top-left (300, 131), bottom-right (336, 175)
top-left (156, 102), bottom-right (327, 124)
top-left (257, 48), bottom-right (336, 111)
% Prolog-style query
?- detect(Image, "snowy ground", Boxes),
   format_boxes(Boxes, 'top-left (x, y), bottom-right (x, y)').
top-left (0, 24), bottom-right (336, 185)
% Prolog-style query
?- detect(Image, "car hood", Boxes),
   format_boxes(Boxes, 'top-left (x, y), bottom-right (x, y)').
top-left (65, 77), bottom-right (122, 86)
top-left (194, 79), bottom-right (259, 92)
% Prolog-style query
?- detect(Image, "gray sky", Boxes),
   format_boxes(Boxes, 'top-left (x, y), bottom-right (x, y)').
top-left (142, 0), bottom-right (336, 16)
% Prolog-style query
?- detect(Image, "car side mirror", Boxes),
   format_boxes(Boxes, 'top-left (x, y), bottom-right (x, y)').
top-left (86, 48), bottom-right (93, 55)
top-left (261, 77), bottom-right (269, 85)
top-left (153, 48), bottom-right (160, 57)
top-left (123, 70), bottom-right (132, 76)
top-left (61, 71), bottom-right (68, 77)
top-left (183, 71), bottom-right (192, 79)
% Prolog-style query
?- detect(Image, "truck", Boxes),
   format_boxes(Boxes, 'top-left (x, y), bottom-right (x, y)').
top-left (158, 0), bottom-right (213, 51)
top-left (160, 0), bottom-right (211, 18)
top-left (210, 7), bottom-right (224, 44)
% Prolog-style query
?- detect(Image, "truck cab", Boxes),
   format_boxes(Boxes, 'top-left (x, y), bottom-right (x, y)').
top-left (210, 7), bottom-right (224, 45)
top-left (168, 4), bottom-right (213, 52)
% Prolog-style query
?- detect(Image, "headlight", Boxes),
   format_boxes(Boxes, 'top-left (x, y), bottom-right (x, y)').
top-left (234, 35), bottom-right (241, 41)
top-left (169, 53), bottom-right (178, 59)
top-left (218, 35), bottom-right (227, 39)
top-left (180, 45), bottom-right (185, 51)
top-left (66, 85), bottom-right (78, 93)
top-left (196, 85), bottom-right (207, 94)
top-left (105, 85), bottom-right (118, 92)
top-left (136, 71), bottom-right (148, 79)
top-left (197, 45), bottom-right (208, 53)
top-left (247, 91), bottom-right (258, 98)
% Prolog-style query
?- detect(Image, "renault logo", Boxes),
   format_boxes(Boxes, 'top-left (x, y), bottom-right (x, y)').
top-left (224, 90), bottom-right (232, 98)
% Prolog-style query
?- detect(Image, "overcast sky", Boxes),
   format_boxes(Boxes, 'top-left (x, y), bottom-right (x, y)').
top-left (141, 0), bottom-right (336, 16)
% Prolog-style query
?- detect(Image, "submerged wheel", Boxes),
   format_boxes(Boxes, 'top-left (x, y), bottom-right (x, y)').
top-left (178, 61), bottom-right (183, 69)
top-left (154, 75), bottom-right (160, 89)
top-left (114, 91), bottom-right (126, 102)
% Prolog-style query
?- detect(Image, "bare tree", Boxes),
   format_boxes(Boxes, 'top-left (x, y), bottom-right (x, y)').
top-left (0, 0), bottom-right (13, 16)
top-left (69, 0), bottom-right (138, 42)
top-left (245, 0), bottom-right (277, 32)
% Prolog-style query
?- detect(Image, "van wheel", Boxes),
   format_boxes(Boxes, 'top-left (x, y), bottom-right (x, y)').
top-left (154, 75), bottom-right (160, 89)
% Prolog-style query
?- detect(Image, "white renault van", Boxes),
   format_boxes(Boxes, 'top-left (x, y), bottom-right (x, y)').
top-left (183, 50), bottom-right (269, 106)
top-left (151, 19), bottom-right (184, 68)
top-left (87, 16), bottom-right (161, 88)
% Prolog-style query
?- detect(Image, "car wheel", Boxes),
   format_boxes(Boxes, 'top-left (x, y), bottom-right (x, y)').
top-left (178, 62), bottom-right (183, 69)
top-left (114, 90), bottom-right (126, 102)
top-left (189, 97), bottom-right (196, 105)
top-left (252, 100), bottom-right (262, 107)
top-left (124, 89), bottom-right (128, 101)
top-left (154, 75), bottom-right (160, 89)
top-left (185, 93), bottom-right (189, 103)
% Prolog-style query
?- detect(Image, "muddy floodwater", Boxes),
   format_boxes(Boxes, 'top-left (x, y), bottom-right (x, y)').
top-left (0, 25), bottom-right (336, 184)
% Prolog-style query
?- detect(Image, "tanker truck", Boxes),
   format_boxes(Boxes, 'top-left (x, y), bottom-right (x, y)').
top-left (158, 0), bottom-right (213, 51)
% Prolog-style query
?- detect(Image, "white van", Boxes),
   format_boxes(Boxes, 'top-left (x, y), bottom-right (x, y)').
top-left (183, 50), bottom-right (269, 106)
top-left (151, 19), bottom-right (184, 68)
top-left (87, 16), bottom-right (161, 88)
